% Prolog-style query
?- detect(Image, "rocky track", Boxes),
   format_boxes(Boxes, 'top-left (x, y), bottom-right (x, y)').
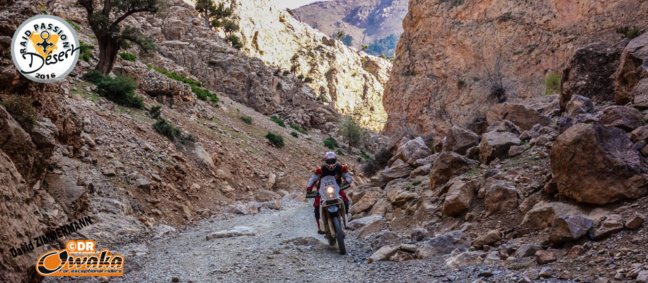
top-left (92, 199), bottom-right (519, 283)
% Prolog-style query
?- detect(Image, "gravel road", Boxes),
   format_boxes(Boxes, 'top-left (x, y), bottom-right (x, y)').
top-left (97, 200), bottom-right (523, 283)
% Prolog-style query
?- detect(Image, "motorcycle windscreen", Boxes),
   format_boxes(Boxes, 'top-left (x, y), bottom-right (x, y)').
top-left (319, 175), bottom-right (340, 201)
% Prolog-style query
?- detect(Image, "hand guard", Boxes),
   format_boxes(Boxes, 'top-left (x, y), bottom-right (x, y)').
top-left (305, 189), bottom-right (319, 199)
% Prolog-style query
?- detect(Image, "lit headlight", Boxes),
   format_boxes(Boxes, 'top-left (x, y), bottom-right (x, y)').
top-left (326, 186), bottom-right (334, 194)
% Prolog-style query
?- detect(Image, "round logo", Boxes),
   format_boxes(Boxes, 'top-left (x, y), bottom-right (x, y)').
top-left (11, 15), bottom-right (80, 83)
top-left (67, 241), bottom-right (76, 251)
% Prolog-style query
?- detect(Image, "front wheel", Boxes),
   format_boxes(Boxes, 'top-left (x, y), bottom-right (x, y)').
top-left (332, 217), bottom-right (346, 255)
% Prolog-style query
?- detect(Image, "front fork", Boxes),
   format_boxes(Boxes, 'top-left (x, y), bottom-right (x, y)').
top-left (321, 204), bottom-right (347, 238)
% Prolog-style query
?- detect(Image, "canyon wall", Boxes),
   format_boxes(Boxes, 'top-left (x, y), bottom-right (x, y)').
top-left (384, 0), bottom-right (648, 139)
top-left (207, 0), bottom-right (392, 132)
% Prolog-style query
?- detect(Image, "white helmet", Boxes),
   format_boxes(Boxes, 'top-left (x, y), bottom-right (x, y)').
top-left (323, 152), bottom-right (337, 170)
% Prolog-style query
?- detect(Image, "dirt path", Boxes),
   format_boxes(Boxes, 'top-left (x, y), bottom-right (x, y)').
top-left (111, 200), bottom-right (384, 282)
top-left (70, 199), bottom-right (521, 283)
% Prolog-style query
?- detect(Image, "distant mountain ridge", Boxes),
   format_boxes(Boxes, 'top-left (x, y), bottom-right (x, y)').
top-left (294, 0), bottom-right (407, 56)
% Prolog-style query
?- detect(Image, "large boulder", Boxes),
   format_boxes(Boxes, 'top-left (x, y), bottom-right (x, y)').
top-left (114, 65), bottom-right (195, 105)
top-left (347, 215), bottom-right (384, 230)
top-left (486, 120), bottom-right (522, 135)
top-left (368, 245), bottom-right (399, 263)
top-left (409, 163), bottom-right (431, 178)
top-left (388, 137), bottom-right (432, 166)
top-left (479, 131), bottom-right (521, 165)
top-left (471, 229), bottom-right (501, 248)
top-left (484, 180), bottom-right (519, 215)
top-left (633, 78), bottom-right (648, 108)
top-left (350, 190), bottom-right (383, 214)
top-left (415, 231), bottom-right (470, 259)
top-left (615, 32), bottom-right (648, 105)
top-left (548, 216), bottom-right (594, 244)
top-left (631, 126), bottom-right (648, 143)
top-left (430, 152), bottom-right (479, 189)
top-left (443, 126), bottom-right (480, 155)
top-left (550, 123), bottom-right (648, 204)
top-left (381, 163), bottom-right (415, 181)
top-left (442, 180), bottom-right (475, 216)
top-left (598, 105), bottom-right (644, 132)
top-left (387, 190), bottom-right (419, 206)
top-left (594, 214), bottom-right (625, 239)
top-left (487, 103), bottom-right (551, 131)
top-left (561, 41), bottom-right (627, 110)
top-left (520, 202), bottom-right (587, 230)
top-left (565, 95), bottom-right (594, 118)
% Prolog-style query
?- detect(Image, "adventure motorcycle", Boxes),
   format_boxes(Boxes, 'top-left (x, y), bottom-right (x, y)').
top-left (306, 175), bottom-right (349, 255)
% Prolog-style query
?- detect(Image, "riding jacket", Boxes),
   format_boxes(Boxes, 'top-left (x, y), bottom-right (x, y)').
top-left (306, 163), bottom-right (352, 190)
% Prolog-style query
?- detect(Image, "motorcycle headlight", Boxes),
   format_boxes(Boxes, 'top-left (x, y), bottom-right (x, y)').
top-left (326, 186), bottom-right (334, 194)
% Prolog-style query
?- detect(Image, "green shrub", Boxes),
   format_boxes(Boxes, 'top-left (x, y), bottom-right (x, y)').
top-left (153, 119), bottom-right (180, 140)
top-left (360, 150), bottom-right (371, 162)
top-left (283, 70), bottom-right (290, 76)
top-left (228, 35), bottom-right (243, 49)
top-left (1, 94), bottom-right (37, 128)
top-left (265, 132), bottom-right (284, 148)
top-left (191, 85), bottom-right (219, 103)
top-left (291, 131), bottom-right (298, 138)
top-left (457, 79), bottom-right (466, 88)
top-left (362, 148), bottom-right (394, 176)
top-left (79, 41), bottom-right (94, 62)
top-left (339, 116), bottom-right (366, 148)
top-left (82, 70), bottom-right (105, 84)
top-left (323, 136), bottom-right (339, 149)
top-left (277, 82), bottom-right (283, 90)
top-left (153, 119), bottom-right (194, 144)
top-left (617, 26), bottom-right (645, 39)
top-left (152, 66), bottom-right (219, 104)
top-left (289, 124), bottom-right (308, 135)
top-left (152, 67), bottom-right (202, 87)
top-left (304, 77), bottom-right (313, 83)
top-left (544, 72), bottom-right (562, 95)
top-left (270, 115), bottom-right (286, 127)
top-left (149, 105), bottom-right (162, 119)
top-left (412, 179), bottom-right (423, 186)
top-left (66, 19), bottom-right (80, 31)
top-left (286, 8), bottom-right (294, 16)
top-left (118, 52), bottom-right (136, 62)
top-left (336, 149), bottom-right (345, 156)
top-left (297, 74), bottom-right (304, 80)
top-left (97, 76), bottom-right (144, 109)
top-left (241, 116), bottom-right (253, 124)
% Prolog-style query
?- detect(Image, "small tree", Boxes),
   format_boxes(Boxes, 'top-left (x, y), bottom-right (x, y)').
top-left (361, 45), bottom-right (368, 51)
top-left (78, 0), bottom-right (166, 74)
top-left (196, 0), bottom-right (232, 27)
top-left (339, 116), bottom-right (366, 148)
top-left (336, 30), bottom-right (344, 39)
top-left (223, 19), bottom-right (239, 37)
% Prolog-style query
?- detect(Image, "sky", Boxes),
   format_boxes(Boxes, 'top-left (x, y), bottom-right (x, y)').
top-left (273, 0), bottom-right (332, 9)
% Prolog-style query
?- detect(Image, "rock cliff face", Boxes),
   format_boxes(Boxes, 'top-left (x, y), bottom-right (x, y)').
top-left (0, 0), bottom-right (371, 280)
top-left (207, 0), bottom-right (392, 132)
top-left (384, 0), bottom-right (648, 139)
top-left (294, 0), bottom-right (407, 49)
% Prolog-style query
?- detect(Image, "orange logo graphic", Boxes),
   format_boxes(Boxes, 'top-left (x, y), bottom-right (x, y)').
top-left (36, 240), bottom-right (124, 276)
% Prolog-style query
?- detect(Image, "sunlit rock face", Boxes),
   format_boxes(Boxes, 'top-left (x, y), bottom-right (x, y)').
top-left (384, 0), bottom-right (647, 139)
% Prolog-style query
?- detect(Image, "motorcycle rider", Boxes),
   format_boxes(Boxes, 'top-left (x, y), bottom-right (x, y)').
top-left (306, 152), bottom-right (351, 234)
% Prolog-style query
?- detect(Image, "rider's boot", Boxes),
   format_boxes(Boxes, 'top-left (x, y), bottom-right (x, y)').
top-left (316, 220), bottom-right (325, 234)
